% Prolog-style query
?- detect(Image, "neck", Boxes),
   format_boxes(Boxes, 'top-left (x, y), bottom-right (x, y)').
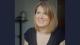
top-left (38, 27), bottom-right (50, 34)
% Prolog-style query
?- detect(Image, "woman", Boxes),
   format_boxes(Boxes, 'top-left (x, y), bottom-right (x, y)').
top-left (24, 1), bottom-right (65, 45)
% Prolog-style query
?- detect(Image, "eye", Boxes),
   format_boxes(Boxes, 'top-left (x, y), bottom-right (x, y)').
top-left (44, 12), bottom-right (48, 15)
top-left (36, 11), bottom-right (40, 14)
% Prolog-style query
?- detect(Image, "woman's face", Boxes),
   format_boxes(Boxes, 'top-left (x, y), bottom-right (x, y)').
top-left (35, 6), bottom-right (50, 28)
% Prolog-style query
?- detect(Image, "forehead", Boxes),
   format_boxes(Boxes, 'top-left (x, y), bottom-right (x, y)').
top-left (37, 5), bottom-right (48, 13)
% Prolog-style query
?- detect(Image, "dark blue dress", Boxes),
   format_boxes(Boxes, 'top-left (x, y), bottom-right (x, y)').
top-left (24, 27), bottom-right (65, 45)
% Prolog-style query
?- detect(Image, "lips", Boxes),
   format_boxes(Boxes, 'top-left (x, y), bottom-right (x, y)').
top-left (38, 18), bottom-right (47, 24)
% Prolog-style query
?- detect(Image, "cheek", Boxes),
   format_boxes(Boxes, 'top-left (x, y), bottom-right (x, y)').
top-left (44, 16), bottom-right (50, 25)
top-left (34, 15), bottom-right (39, 22)
top-left (44, 16), bottom-right (50, 22)
top-left (35, 15), bottom-right (39, 19)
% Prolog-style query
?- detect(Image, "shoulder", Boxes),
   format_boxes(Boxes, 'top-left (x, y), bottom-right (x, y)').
top-left (24, 27), bottom-right (35, 41)
top-left (24, 27), bottom-right (35, 35)
top-left (53, 26), bottom-right (65, 38)
top-left (59, 40), bottom-right (65, 45)
top-left (51, 27), bottom-right (65, 44)
top-left (24, 39), bottom-right (28, 45)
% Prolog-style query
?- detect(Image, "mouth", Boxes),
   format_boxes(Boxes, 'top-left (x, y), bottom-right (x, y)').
top-left (39, 19), bottom-right (47, 23)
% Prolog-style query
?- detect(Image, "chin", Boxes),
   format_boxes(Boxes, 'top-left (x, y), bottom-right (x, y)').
top-left (37, 24), bottom-right (47, 27)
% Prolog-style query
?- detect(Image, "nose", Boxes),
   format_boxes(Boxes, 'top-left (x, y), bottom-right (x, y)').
top-left (40, 15), bottom-right (44, 19)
